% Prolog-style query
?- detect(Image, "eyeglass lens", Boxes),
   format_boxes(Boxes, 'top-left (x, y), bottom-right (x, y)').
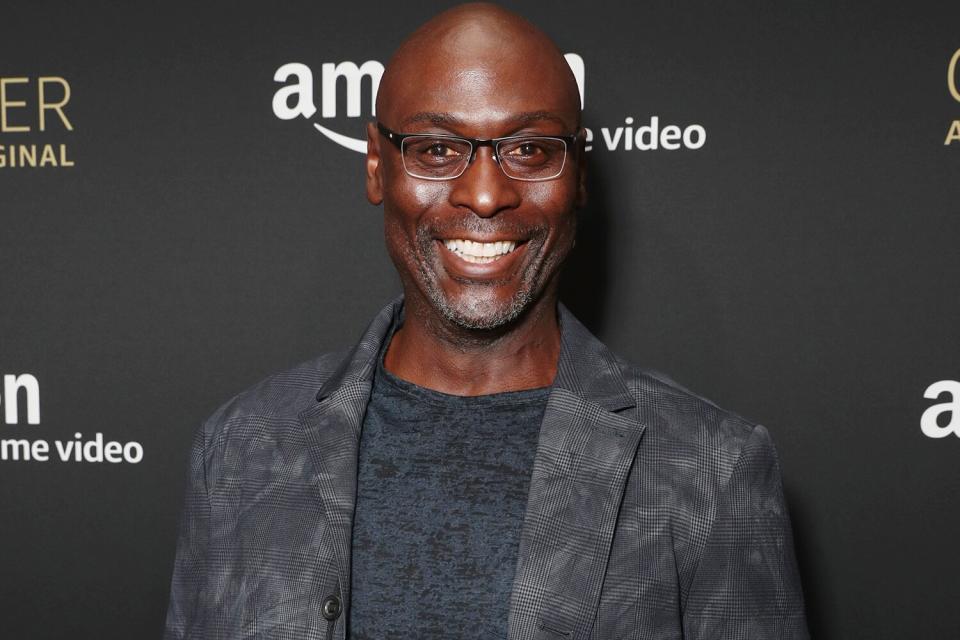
top-left (401, 136), bottom-right (567, 181)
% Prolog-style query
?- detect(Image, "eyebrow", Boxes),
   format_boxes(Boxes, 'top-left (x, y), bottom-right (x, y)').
top-left (402, 112), bottom-right (463, 127)
top-left (399, 111), bottom-right (570, 130)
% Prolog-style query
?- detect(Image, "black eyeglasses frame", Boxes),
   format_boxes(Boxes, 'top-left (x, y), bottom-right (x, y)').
top-left (375, 121), bottom-right (578, 181)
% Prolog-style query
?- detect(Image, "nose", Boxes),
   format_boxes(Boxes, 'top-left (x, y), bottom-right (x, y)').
top-left (448, 146), bottom-right (522, 218)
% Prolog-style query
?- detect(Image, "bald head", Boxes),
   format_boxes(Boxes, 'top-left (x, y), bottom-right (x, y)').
top-left (375, 3), bottom-right (581, 133)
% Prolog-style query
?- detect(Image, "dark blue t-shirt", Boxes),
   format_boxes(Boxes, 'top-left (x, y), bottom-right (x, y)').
top-left (348, 341), bottom-right (550, 639)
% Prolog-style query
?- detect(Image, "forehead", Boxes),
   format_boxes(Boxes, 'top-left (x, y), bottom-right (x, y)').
top-left (380, 33), bottom-right (579, 134)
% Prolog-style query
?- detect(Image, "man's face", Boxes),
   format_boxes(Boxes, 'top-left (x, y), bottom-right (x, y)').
top-left (367, 32), bottom-right (585, 331)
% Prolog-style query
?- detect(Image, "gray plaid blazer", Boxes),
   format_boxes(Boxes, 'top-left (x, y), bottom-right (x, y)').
top-left (164, 298), bottom-right (808, 639)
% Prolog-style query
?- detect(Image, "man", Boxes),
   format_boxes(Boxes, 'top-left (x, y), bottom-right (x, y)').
top-left (164, 4), bottom-right (808, 639)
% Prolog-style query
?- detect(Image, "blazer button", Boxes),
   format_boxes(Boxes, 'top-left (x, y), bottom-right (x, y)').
top-left (321, 595), bottom-right (342, 621)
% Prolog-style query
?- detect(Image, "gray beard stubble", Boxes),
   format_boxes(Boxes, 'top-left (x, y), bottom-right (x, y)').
top-left (414, 220), bottom-right (548, 331)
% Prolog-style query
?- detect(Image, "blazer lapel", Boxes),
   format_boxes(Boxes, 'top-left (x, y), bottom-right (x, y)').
top-left (509, 306), bottom-right (646, 640)
top-left (296, 299), bottom-right (399, 621)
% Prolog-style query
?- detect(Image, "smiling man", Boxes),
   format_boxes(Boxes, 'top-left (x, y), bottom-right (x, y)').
top-left (164, 4), bottom-right (808, 640)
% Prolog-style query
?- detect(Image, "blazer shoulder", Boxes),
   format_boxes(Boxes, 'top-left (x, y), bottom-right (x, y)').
top-left (199, 348), bottom-right (350, 444)
top-left (618, 357), bottom-right (763, 461)
top-left (616, 358), bottom-right (787, 560)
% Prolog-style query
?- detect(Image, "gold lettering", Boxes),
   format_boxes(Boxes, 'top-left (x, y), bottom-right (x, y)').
top-left (946, 120), bottom-right (960, 145)
top-left (18, 144), bottom-right (36, 167)
top-left (950, 49), bottom-right (960, 103)
top-left (38, 77), bottom-right (73, 131)
top-left (39, 144), bottom-right (56, 166)
top-left (0, 77), bottom-right (31, 132)
top-left (0, 144), bottom-right (75, 167)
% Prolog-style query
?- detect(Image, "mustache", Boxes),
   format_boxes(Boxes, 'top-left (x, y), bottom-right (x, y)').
top-left (420, 215), bottom-right (549, 241)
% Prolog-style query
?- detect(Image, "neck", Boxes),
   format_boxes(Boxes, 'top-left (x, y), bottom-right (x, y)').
top-left (383, 292), bottom-right (562, 396)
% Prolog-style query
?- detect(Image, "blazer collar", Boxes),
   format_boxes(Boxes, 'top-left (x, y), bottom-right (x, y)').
top-left (313, 299), bottom-right (399, 402)
top-left (553, 304), bottom-right (636, 414)
top-left (314, 296), bottom-right (636, 415)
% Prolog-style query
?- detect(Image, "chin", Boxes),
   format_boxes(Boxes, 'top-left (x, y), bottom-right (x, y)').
top-left (432, 288), bottom-right (534, 331)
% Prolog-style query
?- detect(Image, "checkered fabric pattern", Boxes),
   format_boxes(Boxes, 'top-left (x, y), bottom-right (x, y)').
top-left (163, 298), bottom-right (808, 639)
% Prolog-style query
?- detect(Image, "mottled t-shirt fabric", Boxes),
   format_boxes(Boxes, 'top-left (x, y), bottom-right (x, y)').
top-left (347, 344), bottom-right (551, 639)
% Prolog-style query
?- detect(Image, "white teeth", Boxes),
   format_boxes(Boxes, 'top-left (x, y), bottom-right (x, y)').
top-left (443, 239), bottom-right (518, 263)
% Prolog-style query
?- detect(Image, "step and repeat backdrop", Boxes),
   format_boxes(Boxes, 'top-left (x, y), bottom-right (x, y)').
top-left (2, 1), bottom-right (958, 638)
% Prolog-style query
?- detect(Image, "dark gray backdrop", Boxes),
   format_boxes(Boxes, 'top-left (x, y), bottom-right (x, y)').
top-left (2, 1), bottom-right (958, 638)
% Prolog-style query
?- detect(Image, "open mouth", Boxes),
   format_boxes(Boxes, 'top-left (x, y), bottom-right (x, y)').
top-left (442, 239), bottom-right (521, 264)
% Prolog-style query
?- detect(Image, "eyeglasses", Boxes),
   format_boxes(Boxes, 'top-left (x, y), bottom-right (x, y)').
top-left (377, 122), bottom-right (577, 182)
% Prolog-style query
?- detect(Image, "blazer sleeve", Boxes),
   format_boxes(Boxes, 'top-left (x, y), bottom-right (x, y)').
top-left (163, 426), bottom-right (211, 640)
top-left (682, 424), bottom-right (810, 639)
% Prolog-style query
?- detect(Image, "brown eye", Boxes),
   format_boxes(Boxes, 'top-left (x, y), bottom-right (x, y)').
top-left (426, 143), bottom-right (453, 157)
top-left (503, 140), bottom-right (546, 159)
top-left (516, 142), bottom-right (541, 157)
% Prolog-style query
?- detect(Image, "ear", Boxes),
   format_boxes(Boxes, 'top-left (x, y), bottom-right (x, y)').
top-left (574, 127), bottom-right (588, 209)
top-left (366, 121), bottom-right (383, 205)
